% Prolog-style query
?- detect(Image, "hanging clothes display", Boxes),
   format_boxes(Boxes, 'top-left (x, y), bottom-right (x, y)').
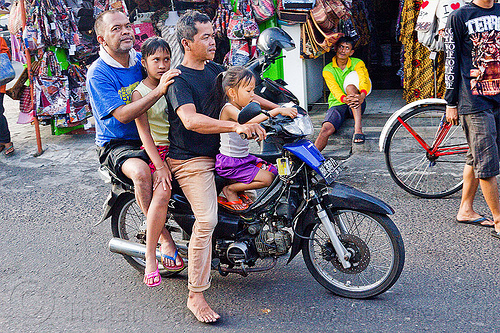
top-left (415, 0), bottom-right (467, 51)
top-left (13, 0), bottom-right (94, 133)
top-left (225, 0), bottom-right (260, 66)
top-left (399, 0), bottom-right (445, 103)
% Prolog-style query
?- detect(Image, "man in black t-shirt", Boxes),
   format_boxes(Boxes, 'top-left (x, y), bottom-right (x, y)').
top-left (166, 10), bottom-right (279, 323)
top-left (444, 0), bottom-right (500, 235)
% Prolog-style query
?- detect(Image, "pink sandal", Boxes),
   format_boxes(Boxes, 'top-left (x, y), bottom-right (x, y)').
top-left (143, 262), bottom-right (161, 287)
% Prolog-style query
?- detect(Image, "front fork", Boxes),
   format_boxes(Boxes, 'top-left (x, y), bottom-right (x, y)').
top-left (310, 190), bottom-right (352, 269)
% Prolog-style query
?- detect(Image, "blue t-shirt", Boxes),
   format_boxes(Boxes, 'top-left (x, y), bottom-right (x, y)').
top-left (86, 54), bottom-right (143, 146)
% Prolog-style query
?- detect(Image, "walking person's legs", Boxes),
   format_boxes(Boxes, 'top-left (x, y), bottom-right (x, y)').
top-left (478, 177), bottom-right (500, 233)
top-left (460, 110), bottom-right (500, 231)
top-left (456, 165), bottom-right (494, 226)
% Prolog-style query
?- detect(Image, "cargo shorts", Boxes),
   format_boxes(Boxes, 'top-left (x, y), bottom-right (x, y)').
top-left (460, 108), bottom-right (500, 179)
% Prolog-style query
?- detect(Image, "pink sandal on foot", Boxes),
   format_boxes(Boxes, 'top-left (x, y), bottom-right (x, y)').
top-left (143, 262), bottom-right (161, 287)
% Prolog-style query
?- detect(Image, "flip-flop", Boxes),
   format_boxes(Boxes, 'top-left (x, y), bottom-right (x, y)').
top-left (456, 216), bottom-right (494, 228)
top-left (353, 133), bottom-right (365, 145)
top-left (161, 248), bottom-right (185, 272)
top-left (239, 193), bottom-right (254, 205)
top-left (218, 196), bottom-right (248, 211)
top-left (143, 262), bottom-right (161, 287)
top-left (4, 143), bottom-right (14, 156)
top-left (491, 229), bottom-right (500, 239)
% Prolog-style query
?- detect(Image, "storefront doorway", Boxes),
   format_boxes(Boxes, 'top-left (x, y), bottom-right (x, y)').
top-left (322, 0), bottom-right (403, 92)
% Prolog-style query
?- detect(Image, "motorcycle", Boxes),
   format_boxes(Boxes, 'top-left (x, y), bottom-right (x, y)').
top-left (102, 101), bottom-right (405, 299)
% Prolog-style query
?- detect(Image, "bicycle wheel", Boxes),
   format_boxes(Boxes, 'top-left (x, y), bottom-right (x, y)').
top-left (384, 105), bottom-right (467, 198)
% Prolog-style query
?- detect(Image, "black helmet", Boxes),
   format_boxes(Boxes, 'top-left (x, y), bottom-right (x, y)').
top-left (257, 27), bottom-right (295, 57)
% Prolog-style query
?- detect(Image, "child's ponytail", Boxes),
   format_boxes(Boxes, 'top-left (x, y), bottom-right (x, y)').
top-left (207, 71), bottom-right (227, 117)
top-left (205, 66), bottom-right (255, 117)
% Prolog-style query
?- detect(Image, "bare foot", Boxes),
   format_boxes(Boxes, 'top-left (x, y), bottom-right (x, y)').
top-left (187, 291), bottom-right (220, 323)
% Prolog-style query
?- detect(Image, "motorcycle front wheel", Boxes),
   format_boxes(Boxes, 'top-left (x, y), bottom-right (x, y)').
top-left (111, 193), bottom-right (187, 276)
top-left (302, 209), bottom-right (405, 299)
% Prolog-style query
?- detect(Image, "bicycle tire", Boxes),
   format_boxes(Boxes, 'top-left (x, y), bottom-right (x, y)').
top-left (384, 105), bottom-right (467, 198)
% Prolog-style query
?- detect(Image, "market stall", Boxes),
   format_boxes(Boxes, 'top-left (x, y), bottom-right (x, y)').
top-left (2, 0), bottom-right (468, 154)
top-left (5, 0), bottom-right (96, 154)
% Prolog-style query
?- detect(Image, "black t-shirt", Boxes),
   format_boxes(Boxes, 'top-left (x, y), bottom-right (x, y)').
top-left (444, 3), bottom-right (500, 114)
top-left (167, 61), bottom-right (224, 160)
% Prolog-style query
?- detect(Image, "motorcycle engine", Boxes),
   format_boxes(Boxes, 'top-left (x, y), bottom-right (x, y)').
top-left (226, 241), bottom-right (251, 264)
top-left (255, 225), bottom-right (292, 257)
top-left (216, 239), bottom-right (259, 265)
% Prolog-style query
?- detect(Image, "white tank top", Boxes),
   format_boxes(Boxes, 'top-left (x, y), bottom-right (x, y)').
top-left (219, 103), bottom-right (249, 158)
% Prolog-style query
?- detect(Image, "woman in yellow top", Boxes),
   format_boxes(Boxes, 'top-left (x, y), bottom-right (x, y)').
top-left (0, 36), bottom-right (14, 156)
top-left (314, 36), bottom-right (371, 149)
top-left (131, 37), bottom-right (183, 287)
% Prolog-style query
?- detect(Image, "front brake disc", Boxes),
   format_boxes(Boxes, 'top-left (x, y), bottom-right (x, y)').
top-left (329, 234), bottom-right (370, 274)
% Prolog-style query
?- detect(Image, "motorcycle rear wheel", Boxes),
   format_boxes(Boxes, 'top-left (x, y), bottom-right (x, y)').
top-left (111, 193), bottom-right (187, 276)
top-left (302, 209), bottom-right (404, 299)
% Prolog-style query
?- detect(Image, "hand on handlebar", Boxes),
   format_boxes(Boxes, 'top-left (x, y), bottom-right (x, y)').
top-left (236, 123), bottom-right (266, 141)
top-left (278, 107), bottom-right (298, 119)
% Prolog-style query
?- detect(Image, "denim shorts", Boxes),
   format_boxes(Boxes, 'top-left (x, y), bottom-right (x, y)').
top-left (460, 108), bottom-right (500, 179)
top-left (323, 101), bottom-right (366, 131)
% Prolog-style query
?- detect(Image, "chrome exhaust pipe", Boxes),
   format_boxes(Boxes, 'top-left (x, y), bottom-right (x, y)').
top-left (108, 238), bottom-right (188, 263)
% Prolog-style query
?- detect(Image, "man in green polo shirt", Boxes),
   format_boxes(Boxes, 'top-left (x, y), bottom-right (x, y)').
top-left (314, 36), bottom-right (371, 150)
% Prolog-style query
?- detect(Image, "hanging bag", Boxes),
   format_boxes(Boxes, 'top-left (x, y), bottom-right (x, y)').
top-left (250, 0), bottom-right (275, 23)
top-left (0, 53), bottom-right (16, 86)
top-left (310, 15), bottom-right (343, 51)
top-left (306, 16), bottom-right (341, 54)
top-left (278, 10), bottom-right (308, 23)
top-left (8, 0), bottom-right (23, 35)
top-left (300, 19), bottom-right (324, 59)
top-left (310, 0), bottom-right (337, 31)
top-left (227, 13), bottom-right (259, 40)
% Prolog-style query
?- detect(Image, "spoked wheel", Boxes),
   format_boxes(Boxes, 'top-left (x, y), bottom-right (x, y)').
top-left (384, 105), bottom-right (467, 198)
top-left (302, 209), bottom-right (405, 299)
top-left (111, 193), bottom-right (187, 275)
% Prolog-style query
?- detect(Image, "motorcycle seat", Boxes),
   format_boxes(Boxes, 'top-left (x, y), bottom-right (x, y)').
top-left (252, 152), bottom-right (281, 164)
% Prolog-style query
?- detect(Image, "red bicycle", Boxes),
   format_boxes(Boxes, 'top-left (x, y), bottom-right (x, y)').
top-left (383, 104), bottom-right (469, 198)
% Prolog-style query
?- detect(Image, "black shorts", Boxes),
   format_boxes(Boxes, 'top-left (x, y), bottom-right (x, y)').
top-left (96, 139), bottom-right (149, 185)
top-left (323, 101), bottom-right (366, 130)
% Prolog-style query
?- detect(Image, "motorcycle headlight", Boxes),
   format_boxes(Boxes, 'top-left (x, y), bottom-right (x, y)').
top-left (283, 113), bottom-right (314, 137)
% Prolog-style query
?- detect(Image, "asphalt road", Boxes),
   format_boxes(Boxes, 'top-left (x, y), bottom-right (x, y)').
top-left (1, 102), bottom-right (500, 332)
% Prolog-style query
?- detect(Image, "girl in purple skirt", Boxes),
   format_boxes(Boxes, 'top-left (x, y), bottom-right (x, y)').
top-left (213, 66), bottom-right (297, 210)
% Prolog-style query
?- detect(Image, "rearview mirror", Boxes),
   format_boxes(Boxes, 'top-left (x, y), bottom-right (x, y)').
top-left (238, 101), bottom-right (263, 124)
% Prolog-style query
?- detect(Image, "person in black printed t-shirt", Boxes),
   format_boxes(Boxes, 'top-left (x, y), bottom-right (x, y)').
top-left (166, 10), bottom-right (281, 323)
top-left (444, 0), bottom-right (500, 237)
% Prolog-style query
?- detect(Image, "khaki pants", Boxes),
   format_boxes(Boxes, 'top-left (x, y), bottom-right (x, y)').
top-left (167, 156), bottom-right (218, 292)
